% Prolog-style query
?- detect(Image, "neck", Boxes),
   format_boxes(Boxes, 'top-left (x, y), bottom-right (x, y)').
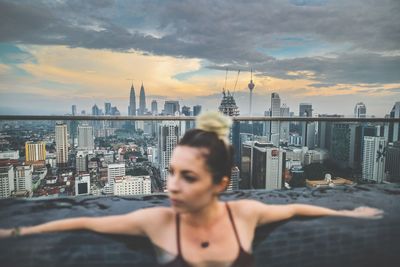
top-left (181, 197), bottom-right (223, 227)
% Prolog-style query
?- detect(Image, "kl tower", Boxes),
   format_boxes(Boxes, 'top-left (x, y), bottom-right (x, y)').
top-left (248, 68), bottom-right (255, 116)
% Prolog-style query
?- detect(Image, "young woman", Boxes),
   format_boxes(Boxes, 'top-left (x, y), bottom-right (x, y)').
top-left (0, 112), bottom-right (383, 267)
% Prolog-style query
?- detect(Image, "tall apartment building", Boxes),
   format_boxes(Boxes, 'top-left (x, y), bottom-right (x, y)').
top-left (164, 101), bottom-right (180, 116)
top-left (227, 167), bottom-right (240, 191)
top-left (78, 124), bottom-right (94, 151)
top-left (107, 163), bottom-right (125, 189)
top-left (388, 102), bottom-right (400, 142)
top-left (14, 165), bottom-right (33, 193)
top-left (55, 123), bottom-right (68, 167)
top-left (76, 151), bottom-right (88, 173)
top-left (25, 141), bottom-right (46, 163)
top-left (0, 165), bottom-right (14, 199)
top-left (158, 121), bottom-right (180, 189)
top-left (113, 175), bottom-right (151, 196)
top-left (151, 100), bottom-right (158, 115)
top-left (362, 136), bottom-right (386, 182)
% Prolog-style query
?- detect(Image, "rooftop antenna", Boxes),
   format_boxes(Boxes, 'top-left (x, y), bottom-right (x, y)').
top-left (248, 68), bottom-right (255, 116)
top-left (223, 68), bottom-right (228, 95)
top-left (232, 69), bottom-right (241, 96)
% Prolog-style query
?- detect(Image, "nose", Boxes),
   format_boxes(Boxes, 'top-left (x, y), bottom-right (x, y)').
top-left (167, 173), bottom-right (180, 193)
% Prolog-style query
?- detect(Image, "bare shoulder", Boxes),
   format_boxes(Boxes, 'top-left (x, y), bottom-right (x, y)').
top-left (126, 206), bottom-right (175, 233)
top-left (226, 199), bottom-right (265, 219)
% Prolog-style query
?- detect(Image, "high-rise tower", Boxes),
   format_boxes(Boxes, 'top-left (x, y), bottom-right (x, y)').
top-left (270, 93), bottom-right (281, 146)
top-left (55, 123), bottom-right (68, 167)
top-left (139, 83), bottom-right (146, 115)
top-left (128, 84), bottom-right (136, 116)
top-left (248, 69), bottom-right (255, 116)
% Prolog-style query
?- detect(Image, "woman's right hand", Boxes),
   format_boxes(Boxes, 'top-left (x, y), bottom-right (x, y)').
top-left (0, 228), bottom-right (12, 239)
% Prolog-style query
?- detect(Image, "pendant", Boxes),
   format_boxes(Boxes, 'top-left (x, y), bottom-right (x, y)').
top-left (201, 241), bottom-right (209, 248)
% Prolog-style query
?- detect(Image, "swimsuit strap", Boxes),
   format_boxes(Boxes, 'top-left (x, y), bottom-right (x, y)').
top-left (225, 202), bottom-right (242, 247)
top-left (176, 213), bottom-right (182, 255)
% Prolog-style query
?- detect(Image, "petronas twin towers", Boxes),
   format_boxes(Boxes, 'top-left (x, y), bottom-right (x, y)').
top-left (128, 83), bottom-right (147, 115)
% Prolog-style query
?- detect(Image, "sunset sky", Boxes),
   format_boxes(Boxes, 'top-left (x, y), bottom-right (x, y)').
top-left (0, 0), bottom-right (399, 116)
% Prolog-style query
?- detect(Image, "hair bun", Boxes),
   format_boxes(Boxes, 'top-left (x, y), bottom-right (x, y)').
top-left (196, 111), bottom-right (232, 143)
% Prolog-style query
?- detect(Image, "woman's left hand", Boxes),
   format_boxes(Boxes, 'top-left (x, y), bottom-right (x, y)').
top-left (339, 206), bottom-right (384, 219)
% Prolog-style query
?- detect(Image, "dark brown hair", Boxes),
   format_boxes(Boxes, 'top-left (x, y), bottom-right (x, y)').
top-left (178, 129), bottom-right (234, 184)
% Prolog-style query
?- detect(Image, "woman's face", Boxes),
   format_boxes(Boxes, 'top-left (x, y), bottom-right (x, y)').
top-left (167, 146), bottom-right (223, 213)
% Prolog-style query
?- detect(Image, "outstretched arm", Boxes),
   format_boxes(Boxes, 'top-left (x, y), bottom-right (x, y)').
top-left (243, 200), bottom-right (383, 226)
top-left (0, 208), bottom-right (159, 238)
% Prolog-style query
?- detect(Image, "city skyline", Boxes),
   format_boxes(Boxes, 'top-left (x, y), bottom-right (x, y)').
top-left (0, 0), bottom-right (399, 116)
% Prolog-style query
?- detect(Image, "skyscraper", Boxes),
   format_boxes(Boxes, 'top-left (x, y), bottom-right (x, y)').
top-left (151, 100), bottom-right (158, 115)
top-left (362, 136), bottom-right (386, 182)
top-left (193, 105), bottom-right (202, 116)
top-left (104, 102), bottom-right (111, 115)
top-left (299, 103), bottom-right (312, 117)
top-left (299, 103), bottom-right (313, 148)
top-left (385, 141), bottom-right (400, 182)
top-left (55, 123), bottom-right (68, 167)
top-left (92, 104), bottom-right (101, 116)
top-left (128, 84), bottom-right (136, 116)
top-left (354, 102), bottom-right (366, 118)
top-left (139, 83), bottom-right (146, 115)
top-left (388, 102), bottom-right (400, 142)
top-left (78, 124), bottom-right (94, 151)
top-left (164, 101), bottom-right (180, 116)
top-left (280, 104), bottom-right (290, 143)
top-left (25, 141), bottom-right (46, 163)
top-left (72, 105), bottom-right (77, 116)
top-left (245, 141), bottom-right (285, 190)
top-left (158, 121), bottom-right (180, 189)
top-left (270, 93), bottom-right (281, 146)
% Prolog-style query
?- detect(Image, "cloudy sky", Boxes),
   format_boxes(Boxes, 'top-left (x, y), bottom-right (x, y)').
top-left (0, 0), bottom-right (399, 116)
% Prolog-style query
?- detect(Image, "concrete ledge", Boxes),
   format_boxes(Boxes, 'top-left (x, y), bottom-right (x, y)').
top-left (1, 184), bottom-right (399, 267)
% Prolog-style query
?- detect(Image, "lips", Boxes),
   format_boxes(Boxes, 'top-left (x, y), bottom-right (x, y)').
top-left (170, 198), bottom-right (184, 206)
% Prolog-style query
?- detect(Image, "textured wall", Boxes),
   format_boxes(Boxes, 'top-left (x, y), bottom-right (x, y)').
top-left (0, 184), bottom-right (399, 267)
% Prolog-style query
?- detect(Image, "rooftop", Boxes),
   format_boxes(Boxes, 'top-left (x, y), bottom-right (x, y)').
top-left (1, 184), bottom-right (399, 267)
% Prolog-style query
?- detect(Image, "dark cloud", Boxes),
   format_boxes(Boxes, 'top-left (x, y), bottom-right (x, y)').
top-left (0, 0), bottom-right (399, 84)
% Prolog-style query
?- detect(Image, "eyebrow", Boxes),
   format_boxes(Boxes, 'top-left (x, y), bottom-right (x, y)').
top-left (169, 166), bottom-right (198, 176)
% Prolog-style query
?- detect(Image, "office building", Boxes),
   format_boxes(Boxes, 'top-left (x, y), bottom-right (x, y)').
top-left (164, 101), bottom-right (180, 116)
top-left (241, 141), bottom-right (285, 190)
top-left (280, 104), bottom-right (290, 143)
top-left (107, 163), bottom-right (125, 188)
top-left (151, 100), bottom-right (158, 115)
top-left (104, 102), bottom-right (111, 115)
top-left (55, 123), bottom-right (68, 167)
top-left (78, 124), bottom-right (94, 151)
top-left (193, 105), bottom-right (202, 116)
top-left (114, 175), bottom-right (151, 196)
top-left (388, 102), bottom-right (400, 142)
top-left (362, 136), bottom-right (386, 182)
top-left (385, 141), bottom-right (400, 182)
top-left (75, 174), bottom-right (90, 196)
top-left (354, 102), bottom-right (366, 118)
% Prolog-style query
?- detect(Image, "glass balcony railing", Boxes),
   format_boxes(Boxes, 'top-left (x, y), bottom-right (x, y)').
top-left (0, 115), bottom-right (399, 199)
